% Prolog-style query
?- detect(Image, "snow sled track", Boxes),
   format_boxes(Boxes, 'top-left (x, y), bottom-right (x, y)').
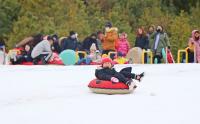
top-left (0, 64), bottom-right (200, 124)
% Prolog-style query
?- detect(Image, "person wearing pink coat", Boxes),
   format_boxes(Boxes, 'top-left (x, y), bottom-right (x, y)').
top-left (115, 32), bottom-right (130, 56)
top-left (188, 30), bottom-right (200, 63)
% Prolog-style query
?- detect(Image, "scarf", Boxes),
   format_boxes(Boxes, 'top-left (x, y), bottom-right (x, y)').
top-left (154, 33), bottom-right (160, 50)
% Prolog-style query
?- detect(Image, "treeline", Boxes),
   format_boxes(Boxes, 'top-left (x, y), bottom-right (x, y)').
top-left (0, 0), bottom-right (200, 57)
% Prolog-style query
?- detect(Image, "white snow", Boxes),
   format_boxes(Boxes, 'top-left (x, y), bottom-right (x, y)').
top-left (0, 64), bottom-right (200, 124)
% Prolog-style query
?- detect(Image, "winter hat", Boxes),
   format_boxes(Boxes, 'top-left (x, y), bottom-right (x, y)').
top-left (69, 31), bottom-right (76, 36)
top-left (105, 22), bottom-right (112, 28)
top-left (101, 57), bottom-right (112, 65)
top-left (90, 43), bottom-right (97, 51)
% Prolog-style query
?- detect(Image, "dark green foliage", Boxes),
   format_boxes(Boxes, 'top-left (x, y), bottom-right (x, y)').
top-left (0, 0), bottom-right (20, 41)
top-left (0, 0), bottom-right (199, 60)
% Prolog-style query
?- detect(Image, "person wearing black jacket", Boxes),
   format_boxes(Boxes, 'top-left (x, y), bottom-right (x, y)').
top-left (95, 57), bottom-right (144, 87)
top-left (134, 27), bottom-right (149, 50)
top-left (52, 34), bottom-right (61, 53)
top-left (82, 33), bottom-right (99, 53)
top-left (60, 31), bottom-right (78, 52)
top-left (135, 27), bottom-right (149, 63)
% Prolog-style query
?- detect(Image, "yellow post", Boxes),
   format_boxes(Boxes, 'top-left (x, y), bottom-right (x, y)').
top-left (142, 49), bottom-right (153, 64)
top-left (76, 51), bottom-right (87, 58)
top-left (177, 48), bottom-right (188, 63)
top-left (108, 52), bottom-right (117, 59)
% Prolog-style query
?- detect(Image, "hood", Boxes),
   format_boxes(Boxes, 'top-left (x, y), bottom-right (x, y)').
top-left (105, 27), bottom-right (118, 33)
top-left (192, 30), bottom-right (199, 39)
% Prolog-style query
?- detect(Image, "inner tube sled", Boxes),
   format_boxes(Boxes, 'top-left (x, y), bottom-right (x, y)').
top-left (88, 79), bottom-right (136, 94)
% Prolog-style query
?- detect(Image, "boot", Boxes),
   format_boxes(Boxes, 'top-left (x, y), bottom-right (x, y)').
top-left (41, 57), bottom-right (48, 65)
top-left (135, 72), bottom-right (145, 82)
top-left (33, 59), bottom-right (39, 65)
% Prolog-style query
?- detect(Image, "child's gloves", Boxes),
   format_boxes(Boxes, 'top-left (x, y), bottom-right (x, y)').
top-left (111, 77), bottom-right (119, 83)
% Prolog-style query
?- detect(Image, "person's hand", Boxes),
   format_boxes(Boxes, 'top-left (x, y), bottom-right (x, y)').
top-left (111, 77), bottom-right (119, 83)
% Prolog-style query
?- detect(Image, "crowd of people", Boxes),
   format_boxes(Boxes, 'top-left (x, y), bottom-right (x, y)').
top-left (0, 22), bottom-right (200, 65)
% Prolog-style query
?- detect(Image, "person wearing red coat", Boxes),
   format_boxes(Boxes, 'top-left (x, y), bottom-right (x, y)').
top-left (95, 57), bottom-right (144, 87)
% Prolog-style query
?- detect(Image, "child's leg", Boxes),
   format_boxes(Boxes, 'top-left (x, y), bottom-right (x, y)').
top-left (41, 52), bottom-right (52, 62)
top-left (119, 67), bottom-right (135, 79)
top-left (40, 52), bottom-right (53, 64)
top-left (153, 55), bottom-right (162, 63)
top-left (24, 56), bottom-right (33, 62)
top-left (187, 49), bottom-right (194, 63)
top-left (144, 53), bottom-right (148, 63)
top-left (120, 67), bottom-right (144, 82)
top-left (114, 72), bottom-right (137, 86)
top-left (16, 55), bottom-right (26, 64)
top-left (77, 58), bottom-right (86, 65)
top-left (113, 72), bottom-right (129, 84)
top-left (33, 55), bottom-right (41, 65)
top-left (85, 57), bottom-right (91, 65)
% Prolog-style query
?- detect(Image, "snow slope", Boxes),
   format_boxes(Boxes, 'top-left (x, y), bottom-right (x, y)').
top-left (0, 64), bottom-right (200, 124)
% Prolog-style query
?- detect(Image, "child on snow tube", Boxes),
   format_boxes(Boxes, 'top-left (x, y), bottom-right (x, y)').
top-left (95, 57), bottom-right (144, 88)
top-left (10, 44), bottom-right (33, 65)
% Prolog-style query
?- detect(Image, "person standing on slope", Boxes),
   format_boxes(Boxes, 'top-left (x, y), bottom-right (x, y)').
top-left (188, 30), bottom-right (200, 63)
top-left (151, 26), bottom-right (170, 63)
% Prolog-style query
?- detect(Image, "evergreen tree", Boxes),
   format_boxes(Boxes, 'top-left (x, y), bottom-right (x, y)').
top-left (0, 0), bottom-right (198, 57)
top-left (0, 0), bottom-right (20, 42)
top-left (168, 11), bottom-right (191, 59)
top-left (190, 2), bottom-right (200, 29)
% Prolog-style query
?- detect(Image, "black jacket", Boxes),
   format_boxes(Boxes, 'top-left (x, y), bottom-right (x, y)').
top-left (82, 37), bottom-right (99, 52)
top-left (61, 37), bottom-right (78, 51)
top-left (95, 67), bottom-right (130, 83)
top-left (21, 50), bottom-right (33, 62)
top-left (52, 42), bottom-right (61, 53)
top-left (135, 36), bottom-right (149, 50)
